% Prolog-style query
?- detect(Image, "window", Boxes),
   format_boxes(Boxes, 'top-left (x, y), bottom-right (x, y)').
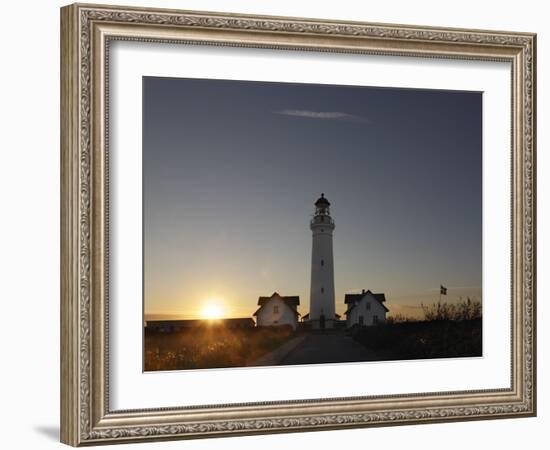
top-left (321, 287), bottom-right (324, 293)
top-left (358, 315), bottom-right (364, 325)
top-left (366, 302), bottom-right (371, 310)
top-left (373, 315), bottom-right (379, 324)
top-left (273, 305), bottom-right (279, 314)
top-left (321, 259), bottom-right (324, 266)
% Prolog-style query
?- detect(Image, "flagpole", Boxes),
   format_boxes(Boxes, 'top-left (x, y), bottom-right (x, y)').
top-left (438, 286), bottom-right (443, 320)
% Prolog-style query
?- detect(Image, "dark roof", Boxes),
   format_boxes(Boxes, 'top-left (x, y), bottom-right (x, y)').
top-left (344, 293), bottom-right (363, 305)
top-left (344, 290), bottom-right (386, 304)
top-left (253, 303), bottom-right (300, 317)
top-left (314, 193), bottom-right (330, 207)
top-left (343, 290), bottom-right (389, 313)
top-left (257, 292), bottom-right (299, 307)
top-left (254, 292), bottom-right (300, 317)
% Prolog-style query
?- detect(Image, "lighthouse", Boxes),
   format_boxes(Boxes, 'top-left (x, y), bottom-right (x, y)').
top-left (308, 194), bottom-right (336, 329)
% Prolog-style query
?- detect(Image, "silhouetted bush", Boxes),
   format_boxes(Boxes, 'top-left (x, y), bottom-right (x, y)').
top-left (352, 318), bottom-right (482, 360)
top-left (386, 313), bottom-right (418, 324)
top-left (421, 297), bottom-right (482, 321)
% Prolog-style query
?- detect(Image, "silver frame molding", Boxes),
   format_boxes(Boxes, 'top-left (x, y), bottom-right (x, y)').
top-left (60, 3), bottom-right (536, 446)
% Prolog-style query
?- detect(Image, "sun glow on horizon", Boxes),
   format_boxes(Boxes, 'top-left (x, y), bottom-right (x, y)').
top-left (200, 300), bottom-right (225, 320)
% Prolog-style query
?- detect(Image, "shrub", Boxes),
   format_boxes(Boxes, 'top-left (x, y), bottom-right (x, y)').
top-left (421, 297), bottom-right (482, 321)
top-left (386, 313), bottom-right (417, 324)
top-left (352, 318), bottom-right (482, 360)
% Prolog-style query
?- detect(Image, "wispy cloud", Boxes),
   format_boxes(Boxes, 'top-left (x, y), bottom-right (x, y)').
top-left (274, 109), bottom-right (369, 123)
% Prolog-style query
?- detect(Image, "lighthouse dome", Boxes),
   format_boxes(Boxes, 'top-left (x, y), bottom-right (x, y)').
top-left (314, 193), bottom-right (330, 207)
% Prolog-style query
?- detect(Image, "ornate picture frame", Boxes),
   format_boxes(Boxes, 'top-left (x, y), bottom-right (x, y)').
top-left (60, 3), bottom-right (536, 446)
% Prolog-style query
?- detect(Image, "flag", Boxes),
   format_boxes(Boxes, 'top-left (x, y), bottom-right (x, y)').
top-left (440, 285), bottom-right (447, 295)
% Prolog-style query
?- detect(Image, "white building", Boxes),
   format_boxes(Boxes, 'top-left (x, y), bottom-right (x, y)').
top-left (307, 194), bottom-right (338, 329)
top-left (253, 292), bottom-right (300, 330)
top-left (344, 289), bottom-right (388, 328)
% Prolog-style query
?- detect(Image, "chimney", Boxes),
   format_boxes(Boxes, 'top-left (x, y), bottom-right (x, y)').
top-left (361, 289), bottom-right (365, 294)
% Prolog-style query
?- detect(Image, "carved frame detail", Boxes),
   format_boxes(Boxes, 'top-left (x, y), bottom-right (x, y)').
top-left (61, 3), bottom-right (536, 446)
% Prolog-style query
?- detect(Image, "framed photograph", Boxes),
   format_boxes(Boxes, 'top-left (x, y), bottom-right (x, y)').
top-left (60, 3), bottom-right (536, 446)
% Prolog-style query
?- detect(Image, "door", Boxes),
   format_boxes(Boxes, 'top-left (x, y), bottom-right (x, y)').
top-left (319, 314), bottom-right (326, 329)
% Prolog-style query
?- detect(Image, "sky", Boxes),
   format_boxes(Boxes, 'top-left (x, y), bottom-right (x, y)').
top-left (143, 76), bottom-right (482, 320)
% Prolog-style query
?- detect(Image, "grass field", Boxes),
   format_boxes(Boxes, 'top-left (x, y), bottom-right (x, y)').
top-left (144, 324), bottom-right (295, 371)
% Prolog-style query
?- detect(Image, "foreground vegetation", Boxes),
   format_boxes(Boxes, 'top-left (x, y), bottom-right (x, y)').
top-left (351, 318), bottom-right (482, 360)
top-left (145, 299), bottom-right (482, 370)
top-left (144, 324), bottom-right (294, 371)
top-left (421, 297), bottom-right (482, 322)
top-left (353, 299), bottom-right (483, 360)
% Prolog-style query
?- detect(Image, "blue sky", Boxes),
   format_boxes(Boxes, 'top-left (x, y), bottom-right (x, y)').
top-left (143, 77), bottom-right (482, 319)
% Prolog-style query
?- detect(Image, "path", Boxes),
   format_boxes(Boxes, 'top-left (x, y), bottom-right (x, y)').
top-left (280, 331), bottom-right (374, 365)
top-left (248, 335), bottom-right (307, 367)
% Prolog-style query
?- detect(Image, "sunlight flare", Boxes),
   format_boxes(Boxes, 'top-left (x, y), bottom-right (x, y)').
top-left (200, 300), bottom-right (224, 320)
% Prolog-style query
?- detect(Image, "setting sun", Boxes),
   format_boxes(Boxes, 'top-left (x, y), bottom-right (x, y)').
top-left (201, 301), bottom-right (224, 320)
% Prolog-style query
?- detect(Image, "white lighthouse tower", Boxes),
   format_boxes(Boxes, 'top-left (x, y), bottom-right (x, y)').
top-left (308, 194), bottom-right (336, 329)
